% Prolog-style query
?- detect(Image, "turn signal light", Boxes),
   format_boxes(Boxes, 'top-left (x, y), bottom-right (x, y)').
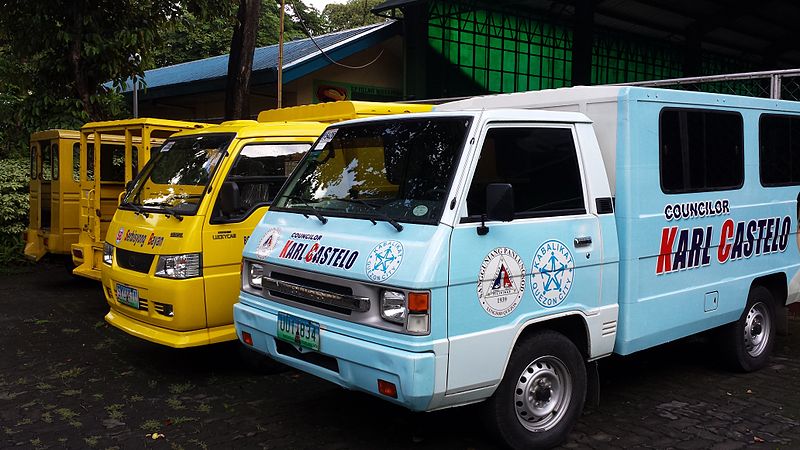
top-left (407, 292), bottom-right (430, 313)
top-left (242, 331), bottom-right (253, 346)
top-left (377, 379), bottom-right (397, 398)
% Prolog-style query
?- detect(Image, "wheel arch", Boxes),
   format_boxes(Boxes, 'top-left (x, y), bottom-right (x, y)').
top-left (751, 272), bottom-right (787, 306)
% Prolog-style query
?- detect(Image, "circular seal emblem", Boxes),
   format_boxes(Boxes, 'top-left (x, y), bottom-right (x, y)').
top-left (115, 227), bottom-right (125, 244)
top-left (255, 227), bottom-right (281, 260)
top-left (365, 240), bottom-right (404, 282)
top-left (530, 240), bottom-right (575, 308)
top-left (477, 247), bottom-right (526, 317)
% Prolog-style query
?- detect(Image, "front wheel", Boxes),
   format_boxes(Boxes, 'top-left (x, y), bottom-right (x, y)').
top-left (484, 330), bottom-right (586, 449)
top-left (722, 285), bottom-right (776, 372)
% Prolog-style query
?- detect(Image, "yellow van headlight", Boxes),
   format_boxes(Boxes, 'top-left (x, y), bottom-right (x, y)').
top-left (103, 242), bottom-right (114, 265)
top-left (155, 253), bottom-right (202, 279)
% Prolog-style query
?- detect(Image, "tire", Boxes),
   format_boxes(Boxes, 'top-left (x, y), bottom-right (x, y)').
top-left (722, 285), bottom-right (776, 372)
top-left (484, 330), bottom-right (586, 449)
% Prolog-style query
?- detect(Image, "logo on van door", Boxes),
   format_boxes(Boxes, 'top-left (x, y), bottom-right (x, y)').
top-left (530, 240), bottom-right (574, 308)
top-left (477, 247), bottom-right (526, 317)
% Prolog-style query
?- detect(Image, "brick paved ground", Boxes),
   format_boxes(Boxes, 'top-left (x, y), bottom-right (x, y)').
top-left (1, 261), bottom-right (800, 449)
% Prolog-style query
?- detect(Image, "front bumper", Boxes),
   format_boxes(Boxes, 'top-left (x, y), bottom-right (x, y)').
top-left (234, 294), bottom-right (437, 411)
top-left (105, 310), bottom-right (236, 348)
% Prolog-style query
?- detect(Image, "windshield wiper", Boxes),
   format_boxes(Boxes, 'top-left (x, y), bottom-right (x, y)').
top-left (123, 202), bottom-right (149, 218)
top-left (286, 195), bottom-right (328, 225)
top-left (143, 202), bottom-right (184, 221)
top-left (335, 198), bottom-right (403, 232)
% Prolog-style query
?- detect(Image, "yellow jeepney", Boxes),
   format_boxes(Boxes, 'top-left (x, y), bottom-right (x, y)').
top-left (71, 118), bottom-right (209, 280)
top-left (25, 130), bottom-right (88, 261)
top-left (101, 101), bottom-right (431, 348)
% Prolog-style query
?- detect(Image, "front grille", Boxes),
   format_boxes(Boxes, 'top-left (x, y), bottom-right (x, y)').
top-left (267, 271), bottom-right (358, 315)
top-left (153, 302), bottom-right (173, 317)
top-left (275, 339), bottom-right (339, 373)
top-left (115, 248), bottom-right (155, 274)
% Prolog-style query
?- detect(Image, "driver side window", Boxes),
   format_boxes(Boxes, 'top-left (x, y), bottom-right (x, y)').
top-left (464, 126), bottom-right (586, 220)
top-left (213, 143), bottom-right (310, 222)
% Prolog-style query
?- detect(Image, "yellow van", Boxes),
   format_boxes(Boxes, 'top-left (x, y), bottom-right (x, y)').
top-left (71, 118), bottom-right (209, 280)
top-left (101, 101), bottom-right (431, 348)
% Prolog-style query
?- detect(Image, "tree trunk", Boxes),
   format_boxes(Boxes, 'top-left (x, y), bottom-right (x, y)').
top-left (225, 0), bottom-right (261, 120)
top-left (67, 4), bottom-right (96, 120)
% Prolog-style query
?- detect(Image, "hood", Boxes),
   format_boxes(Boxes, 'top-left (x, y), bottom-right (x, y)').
top-left (106, 209), bottom-right (204, 254)
top-left (244, 211), bottom-right (452, 289)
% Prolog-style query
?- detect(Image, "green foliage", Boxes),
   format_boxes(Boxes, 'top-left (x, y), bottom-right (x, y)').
top-left (152, 0), bottom-right (326, 68)
top-left (322, 0), bottom-right (385, 33)
top-left (0, 158), bottom-right (29, 265)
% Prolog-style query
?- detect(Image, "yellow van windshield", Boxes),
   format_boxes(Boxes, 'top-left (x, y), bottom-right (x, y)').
top-left (122, 133), bottom-right (234, 215)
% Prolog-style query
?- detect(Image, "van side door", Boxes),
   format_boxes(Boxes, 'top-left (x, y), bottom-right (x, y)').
top-left (202, 140), bottom-right (311, 329)
top-left (446, 123), bottom-right (603, 394)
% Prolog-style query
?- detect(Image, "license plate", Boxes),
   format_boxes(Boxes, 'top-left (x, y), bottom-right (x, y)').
top-left (277, 312), bottom-right (320, 351)
top-left (115, 283), bottom-right (140, 309)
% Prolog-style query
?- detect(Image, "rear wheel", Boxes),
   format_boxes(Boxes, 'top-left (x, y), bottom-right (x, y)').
top-left (484, 330), bottom-right (586, 449)
top-left (723, 285), bottom-right (776, 372)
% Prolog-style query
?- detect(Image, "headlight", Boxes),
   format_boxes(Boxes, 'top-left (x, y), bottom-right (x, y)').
top-left (155, 253), bottom-right (202, 279)
top-left (248, 262), bottom-right (263, 289)
top-left (380, 290), bottom-right (406, 324)
top-left (103, 242), bottom-right (113, 265)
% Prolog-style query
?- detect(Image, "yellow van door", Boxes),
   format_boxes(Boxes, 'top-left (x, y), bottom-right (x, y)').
top-left (202, 140), bottom-right (311, 329)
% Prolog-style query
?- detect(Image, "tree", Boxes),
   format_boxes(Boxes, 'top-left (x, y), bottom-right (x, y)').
top-left (0, 0), bottom-right (192, 121)
top-left (323, 0), bottom-right (385, 33)
top-left (225, 0), bottom-right (262, 119)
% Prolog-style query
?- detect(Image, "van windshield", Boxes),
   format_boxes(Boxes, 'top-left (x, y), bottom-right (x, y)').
top-left (272, 117), bottom-right (472, 225)
top-left (122, 133), bottom-right (234, 215)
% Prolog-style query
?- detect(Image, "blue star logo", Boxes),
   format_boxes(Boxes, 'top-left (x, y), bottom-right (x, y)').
top-left (373, 248), bottom-right (396, 272)
top-left (540, 252), bottom-right (567, 292)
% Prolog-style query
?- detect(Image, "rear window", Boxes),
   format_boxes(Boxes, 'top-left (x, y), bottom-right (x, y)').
top-left (760, 114), bottom-right (800, 186)
top-left (659, 108), bottom-right (744, 194)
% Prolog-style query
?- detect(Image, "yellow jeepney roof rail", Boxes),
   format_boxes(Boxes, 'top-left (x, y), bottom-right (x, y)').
top-left (30, 129), bottom-right (81, 141)
top-left (257, 101), bottom-right (432, 123)
top-left (80, 117), bottom-right (210, 136)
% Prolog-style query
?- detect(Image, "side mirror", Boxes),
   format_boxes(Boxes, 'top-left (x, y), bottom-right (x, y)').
top-left (218, 181), bottom-right (240, 217)
top-left (486, 183), bottom-right (514, 222)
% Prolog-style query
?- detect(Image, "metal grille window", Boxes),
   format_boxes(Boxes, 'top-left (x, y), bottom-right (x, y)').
top-left (427, 1), bottom-right (572, 95)
top-left (591, 34), bottom-right (683, 85)
top-left (659, 108), bottom-right (744, 194)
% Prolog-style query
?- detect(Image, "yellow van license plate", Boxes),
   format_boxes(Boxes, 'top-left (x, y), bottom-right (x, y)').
top-left (277, 312), bottom-right (320, 351)
top-left (115, 284), bottom-right (140, 309)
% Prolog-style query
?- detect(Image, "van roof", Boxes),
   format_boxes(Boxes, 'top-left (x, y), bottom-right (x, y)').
top-left (256, 101), bottom-right (432, 123)
top-left (170, 120), bottom-right (330, 140)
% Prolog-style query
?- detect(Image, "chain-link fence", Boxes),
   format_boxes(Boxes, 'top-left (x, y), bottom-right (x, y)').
top-left (619, 69), bottom-right (800, 101)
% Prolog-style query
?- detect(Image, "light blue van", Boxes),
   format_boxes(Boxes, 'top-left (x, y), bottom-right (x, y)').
top-left (233, 86), bottom-right (800, 449)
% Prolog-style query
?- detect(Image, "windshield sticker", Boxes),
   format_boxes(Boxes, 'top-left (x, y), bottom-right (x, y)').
top-left (255, 228), bottom-right (281, 260)
top-left (530, 240), bottom-right (574, 308)
top-left (121, 230), bottom-right (165, 249)
top-left (115, 227), bottom-right (125, 244)
top-left (160, 141), bottom-right (174, 153)
top-left (314, 129), bottom-right (338, 150)
top-left (412, 205), bottom-right (429, 217)
top-left (278, 238), bottom-right (359, 270)
top-left (366, 240), bottom-right (404, 282)
top-left (477, 248), bottom-right (526, 317)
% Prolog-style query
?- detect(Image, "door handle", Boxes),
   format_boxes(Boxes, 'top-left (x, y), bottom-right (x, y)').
top-left (574, 236), bottom-right (592, 247)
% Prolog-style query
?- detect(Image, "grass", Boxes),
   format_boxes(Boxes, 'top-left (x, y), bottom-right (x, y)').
top-left (41, 412), bottom-right (52, 423)
top-left (196, 403), bottom-right (211, 413)
top-left (169, 416), bottom-right (198, 425)
top-left (35, 382), bottom-right (53, 390)
top-left (140, 419), bottom-right (161, 433)
top-left (84, 436), bottom-right (100, 447)
top-left (168, 382), bottom-right (195, 395)
top-left (61, 389), bottom-right (82, 396)
top-left (129, 394), bottom-right (143, 402)
top-left (61, 328), bottom-right (80, 334)
top-left (55, 407), bottom-right (82, 427)
top-left (166, 397), bottom-right (185, 410)
top-left (105, 404), bottom-right (125, 421)
top-left (53, 367), bottom-right (85, 379)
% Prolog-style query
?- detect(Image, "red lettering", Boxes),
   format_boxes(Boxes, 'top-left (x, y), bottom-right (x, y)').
top-left (656, 227), bottom-right (678, 274)
top-left (279, 240), bottom-right (294, 258)
top-left (717, 218), bottom-right (734, 263)
top-left (305, 243), bottom-right (320, 263)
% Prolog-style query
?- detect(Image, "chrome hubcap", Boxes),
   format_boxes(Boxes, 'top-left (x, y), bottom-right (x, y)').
top-left (514, 356), bottom-right (572, 432)
top-left (744, 302), bottom-right (771, 358)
